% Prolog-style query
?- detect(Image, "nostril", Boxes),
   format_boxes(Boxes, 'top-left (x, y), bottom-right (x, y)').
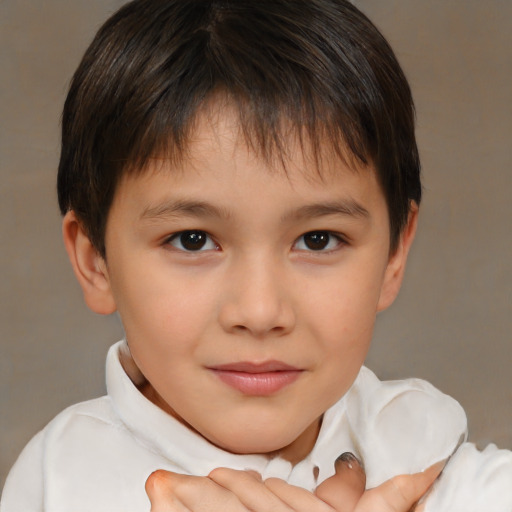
top-left (218, 292), bottom-right (296, 337)
top-left (230, 323), bottom-right (287, 338)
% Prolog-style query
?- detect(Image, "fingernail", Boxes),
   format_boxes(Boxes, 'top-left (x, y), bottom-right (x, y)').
top-left (424, 457), bottom-right (448, 476)
top-left (335, 452), bottom-right (363, 471)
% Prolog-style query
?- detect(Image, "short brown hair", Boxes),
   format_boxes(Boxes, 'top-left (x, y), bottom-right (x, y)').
top-left (57, 0), bottom-right (421, 257)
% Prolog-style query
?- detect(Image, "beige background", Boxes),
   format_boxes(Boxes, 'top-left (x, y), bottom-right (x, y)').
top-left (1, 0), bottom-right (511, 489)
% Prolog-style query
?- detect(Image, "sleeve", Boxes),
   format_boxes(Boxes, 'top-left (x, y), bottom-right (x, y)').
top-left (0, 430), bottom-right (44, 512)
top-left (423, 442), bottom-right (512, 512)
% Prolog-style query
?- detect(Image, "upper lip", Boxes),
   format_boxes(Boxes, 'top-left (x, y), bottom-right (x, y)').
top-left (208, 361), bottom-right (301, 373)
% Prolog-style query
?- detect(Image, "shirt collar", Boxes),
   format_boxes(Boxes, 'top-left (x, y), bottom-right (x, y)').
top-left (106, 340), bottom-right (356, 490)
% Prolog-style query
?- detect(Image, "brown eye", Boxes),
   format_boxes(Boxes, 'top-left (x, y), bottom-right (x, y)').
top-left (168, 231), bottom-right (216, 251)
top-left (303, 232), bottom-right (330, 250)
top-left (295, 231), bottom-right (343, 251)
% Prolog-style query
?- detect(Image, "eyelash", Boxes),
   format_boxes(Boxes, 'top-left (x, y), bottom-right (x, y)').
top-left (165, 230), bottom-right (346, 253)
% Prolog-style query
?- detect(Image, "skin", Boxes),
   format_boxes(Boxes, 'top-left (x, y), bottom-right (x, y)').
top-left (63, 105), bottom-right (419, 507)
top-left (144, 458), bottom-right (442, 511)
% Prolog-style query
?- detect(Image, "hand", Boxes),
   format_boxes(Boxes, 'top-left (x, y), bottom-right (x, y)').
top-left (146, 456), bottom-right (443, 511)
top-left (314, 454), bottom-right (443, 512)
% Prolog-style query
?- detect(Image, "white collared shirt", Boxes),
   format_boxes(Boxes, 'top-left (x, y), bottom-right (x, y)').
top-left (2, 340), bottom-right (511, 511)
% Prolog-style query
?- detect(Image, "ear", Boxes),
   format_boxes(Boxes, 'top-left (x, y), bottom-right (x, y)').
top-left (62, 211), bottom-right (117, 315)
top-left (377, 204), bottom-right (418, 312)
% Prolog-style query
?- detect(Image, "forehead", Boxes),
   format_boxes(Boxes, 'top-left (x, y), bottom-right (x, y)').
top-left (111, 104), bottom-right (389, 233)
top-left (145, 97), bottom-right (374, 186)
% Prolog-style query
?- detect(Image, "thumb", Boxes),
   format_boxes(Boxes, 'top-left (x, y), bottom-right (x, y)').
top-left (355, 460), bottom-right (445, 512)
top-left (315, 452), bottom-right (366, 512)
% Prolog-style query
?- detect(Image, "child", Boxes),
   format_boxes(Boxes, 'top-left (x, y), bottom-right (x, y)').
top-left (2, 0), bottom-right (512, 510)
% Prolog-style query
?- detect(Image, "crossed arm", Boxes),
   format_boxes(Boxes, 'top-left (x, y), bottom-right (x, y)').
top-left (146, 455), bottom-right (442, 512)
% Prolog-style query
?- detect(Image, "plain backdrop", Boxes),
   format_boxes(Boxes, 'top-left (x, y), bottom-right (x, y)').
top-left (1, 0), bottom-right (511, 489)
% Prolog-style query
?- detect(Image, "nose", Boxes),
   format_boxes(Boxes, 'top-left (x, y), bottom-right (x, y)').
top-left (218, 255), bottom-right (296, 338)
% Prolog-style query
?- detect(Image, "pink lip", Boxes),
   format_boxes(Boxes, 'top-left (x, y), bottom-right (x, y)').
top-left (208, 361), bottom-right (303, 395)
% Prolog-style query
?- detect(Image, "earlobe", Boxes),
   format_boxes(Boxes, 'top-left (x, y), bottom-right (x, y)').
top-left (62, 211), bottom-right (117, 315)
top-left (377, 204), bottom-right (419, 312)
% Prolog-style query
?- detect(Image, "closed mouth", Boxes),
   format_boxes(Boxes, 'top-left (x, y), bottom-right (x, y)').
top-left (207, 361), bottom-right (303, 395)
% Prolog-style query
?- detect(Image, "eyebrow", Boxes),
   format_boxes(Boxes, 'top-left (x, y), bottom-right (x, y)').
top-left (283, 200), bottom-right (370, 222)
top-left (140, 197), bottom-right (369, 223)
top-left (140, 199), bottom-right (231, 221)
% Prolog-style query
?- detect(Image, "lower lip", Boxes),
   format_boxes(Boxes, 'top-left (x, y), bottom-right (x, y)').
top-left (211, 370), bottom-right (302, 396)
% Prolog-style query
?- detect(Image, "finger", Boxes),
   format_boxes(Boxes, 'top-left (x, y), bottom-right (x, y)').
top-left (209, 467), bottom-right (294, 511)
top-left (315, 452), bottom-right (366, 512)
top-left (264, 478), bottom-right (334, 512)
top-left (355, 461), bottom-right (444, 512)
top-left (145, 470), bottom-right (190, 512)
top-left (146, 469), bottom-right (246, 512)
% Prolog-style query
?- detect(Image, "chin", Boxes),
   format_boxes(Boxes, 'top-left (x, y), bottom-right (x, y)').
top-left (210, 431), bottom-right (286, 454)
top-left (204, 420), bottom-right (310, 459)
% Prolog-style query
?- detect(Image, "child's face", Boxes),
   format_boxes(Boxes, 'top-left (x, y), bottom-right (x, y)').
top-left (73, 106), bottom-right (414, 462)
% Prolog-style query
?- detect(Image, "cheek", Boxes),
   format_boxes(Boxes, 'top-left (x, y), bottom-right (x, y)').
top-left (302, 266), bottom-right (384, 385)
top-left (305, 271), bottom-right (382, 343)
top-left (112, 265), bottom-right (218, 358)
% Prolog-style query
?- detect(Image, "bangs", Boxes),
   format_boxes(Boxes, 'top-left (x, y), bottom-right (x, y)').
top-left (58, 0), bottom-right (420, 256)
top-left (101, 0), bottom-right (377, 175)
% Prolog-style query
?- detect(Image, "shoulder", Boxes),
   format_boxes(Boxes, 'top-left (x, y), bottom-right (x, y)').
top-left (1, 429), bottom-right (44, 512)
top-left (1, 395), bottom-right (159, 511)
top-left (346, 367), bottom-right (468, 488)
top-left (424, 443), bottom-right (512, 511)
top-left (1, 396), bottom-right (116, 512)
